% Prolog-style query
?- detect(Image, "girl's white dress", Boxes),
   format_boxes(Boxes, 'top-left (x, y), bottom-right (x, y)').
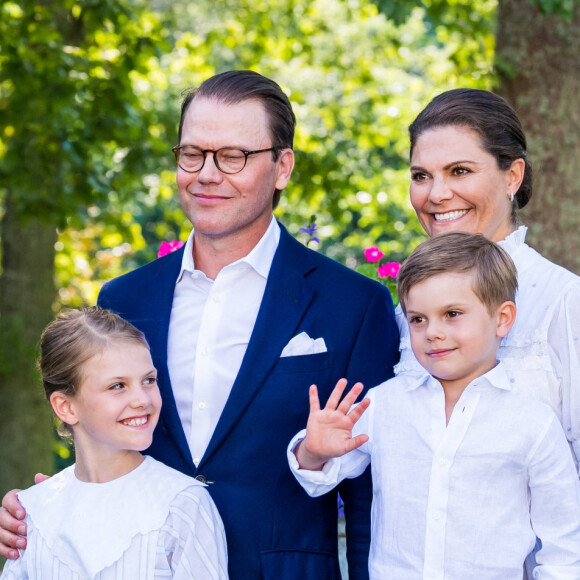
top-left (395, 226), bottom-right (580, 468)
top-left (1, 456), bottom-right (228, 579)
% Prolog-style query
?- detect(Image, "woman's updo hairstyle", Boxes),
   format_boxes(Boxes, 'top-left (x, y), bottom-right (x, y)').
top-left (409, 88), bottom-right (533, 219)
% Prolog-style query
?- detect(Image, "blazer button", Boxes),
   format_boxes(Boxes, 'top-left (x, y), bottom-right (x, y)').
top-left (195, 474), bottom-right (207, 484)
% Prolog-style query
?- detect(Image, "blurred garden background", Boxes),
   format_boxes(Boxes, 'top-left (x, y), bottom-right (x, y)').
top-left (1, 0), bottom-right (579, 499)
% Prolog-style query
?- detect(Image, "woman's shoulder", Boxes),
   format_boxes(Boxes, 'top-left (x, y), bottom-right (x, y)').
top-left (517, 242), bottom-right (580, 290)
top-left (513, 242), bottom-right (580, 320)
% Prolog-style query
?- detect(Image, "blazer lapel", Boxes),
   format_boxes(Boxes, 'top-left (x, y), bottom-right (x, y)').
top-left (200, 227), bottom-right (317, 465)
top-left (140, 249), bottom-right (195, 471)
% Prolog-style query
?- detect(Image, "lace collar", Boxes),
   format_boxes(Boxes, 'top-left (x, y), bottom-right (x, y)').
top-left (497, 225), bottom-right (527, 256)
top-left (18, 456), bottom-right (202, 579)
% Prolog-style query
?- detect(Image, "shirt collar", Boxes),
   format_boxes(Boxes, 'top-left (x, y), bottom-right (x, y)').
top-left (405, 361), bottom-right (512, 393)
top-left (497, 225), bottom-right (527, 256)
top-left (175, 215), bottom-right (280, 283)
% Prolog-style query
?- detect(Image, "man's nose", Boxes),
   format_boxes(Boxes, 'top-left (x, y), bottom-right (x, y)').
top-left (197, 152), bottom-right (224, 183)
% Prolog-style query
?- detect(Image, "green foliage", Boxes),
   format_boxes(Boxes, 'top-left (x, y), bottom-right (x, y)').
top-left (2, 0), bottom-right (497, 303)
top-left (0, 0), bottom-right (501, 475)
top-left (356, 262), bottom-right (400, 306)
top-left (48, 0), bottom-right (496, 310)
top-left (0, 0), bottom-right (172, 225)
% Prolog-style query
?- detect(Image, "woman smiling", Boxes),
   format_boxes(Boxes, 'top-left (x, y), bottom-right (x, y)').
top-left (396, 88), bottom-right (580, 470)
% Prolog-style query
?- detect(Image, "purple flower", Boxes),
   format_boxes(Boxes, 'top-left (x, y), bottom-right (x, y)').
top-left (300, 223), bottom-right (320, 244)
top-left (158, 240), bottom-right (185, 258)
top-left (337, 493), bottom-right (345, 518)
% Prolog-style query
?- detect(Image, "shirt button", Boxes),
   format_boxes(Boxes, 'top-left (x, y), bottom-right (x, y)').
top-left (198, 401), bottom-right (206, 410)
top-left (201, 347), bottom-right (209, 356)
top-left (212, 294), bottom-right (221, 303)
top-left (433, 512), bottom-right (441, 521)
top-left (193, 457), bottom-right (200, 466)
top-left (438, 458), bottom-right (446, 465)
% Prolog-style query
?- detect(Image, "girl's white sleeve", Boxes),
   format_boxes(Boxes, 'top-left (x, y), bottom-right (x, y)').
top-left (1, 552), bottom-right (27, 579)
top-left (160, 485), bottom-right (229, 580)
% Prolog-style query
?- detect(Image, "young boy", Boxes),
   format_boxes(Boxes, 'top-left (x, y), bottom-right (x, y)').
top-left (288, 232), bottom-right (580, 579)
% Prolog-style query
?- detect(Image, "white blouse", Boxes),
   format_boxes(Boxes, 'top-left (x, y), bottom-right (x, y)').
top-left (1, 456), bottom-right (228, 580)
top-left (395, 226), bottom-right (580, 468)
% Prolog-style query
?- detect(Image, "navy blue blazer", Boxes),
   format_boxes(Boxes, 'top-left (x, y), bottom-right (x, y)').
top-left (98, 224), bottom-right (399, 580)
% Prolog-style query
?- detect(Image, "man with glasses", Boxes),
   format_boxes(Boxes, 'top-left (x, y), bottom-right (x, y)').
top-left (0, 70), bottom-right (399, 579)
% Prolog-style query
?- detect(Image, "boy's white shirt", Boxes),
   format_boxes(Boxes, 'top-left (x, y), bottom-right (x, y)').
top-left (396, 226), bottom-right (580, 469)
top-left (288, 363), bottom-right (580, 580)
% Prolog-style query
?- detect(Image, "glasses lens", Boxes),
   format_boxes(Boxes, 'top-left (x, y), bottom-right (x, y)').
top-left (178, 146), bottom-right (204, 172)
top-left (216, 148), bottom-right (246, 174)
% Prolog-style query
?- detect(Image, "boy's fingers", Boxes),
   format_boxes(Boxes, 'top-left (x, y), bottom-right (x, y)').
top-left (326, 378), bottom-right (348, 410)
top-left (345, 434), bottom-right (369, 452)
top-left (347, 397), bottom-right (370, 423)
top-left (308, 385), bottom-right (321, 413)
top-left (337, 382), bottom-right (364, 413)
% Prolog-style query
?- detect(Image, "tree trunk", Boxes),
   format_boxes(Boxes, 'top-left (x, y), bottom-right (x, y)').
top-left (495, 0), bottom-right (580, 274)
top-left (0, 190), bottom-right (57, 491)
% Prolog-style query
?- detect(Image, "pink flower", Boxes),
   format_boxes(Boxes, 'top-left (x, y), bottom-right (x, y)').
top-left (377, 262), bottom-right (401, 279)
top-left (158, 240), bottom-right (185, 258)
top-left (364, 246), bottom-right (385, 263)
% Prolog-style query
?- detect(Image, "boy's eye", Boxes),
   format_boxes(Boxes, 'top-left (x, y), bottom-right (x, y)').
top-left (446, 310), bottom-right (462, 318)
top-left (408, 315), bottom-right (425, 324)
top-left (109, 382), bottom-right (124, 390)
top-left (144, 376), bottom-right (157, 386)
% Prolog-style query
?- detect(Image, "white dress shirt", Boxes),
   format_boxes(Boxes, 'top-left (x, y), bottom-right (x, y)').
top-left (168, 217), bottom-right (280, 465)
top-left (288, 363), bottom-right (580, 579)
top-left (395, 226), bottom-right (580, 468)
top-left (2, 457), bottom-right (228, 579)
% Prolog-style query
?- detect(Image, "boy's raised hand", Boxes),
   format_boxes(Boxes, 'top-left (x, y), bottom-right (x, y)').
top-left (295, 378), bottom-right (370, 471)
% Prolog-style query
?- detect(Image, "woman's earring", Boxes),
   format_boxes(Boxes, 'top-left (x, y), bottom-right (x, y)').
top-left (508, 190), bottom-right (515, 202)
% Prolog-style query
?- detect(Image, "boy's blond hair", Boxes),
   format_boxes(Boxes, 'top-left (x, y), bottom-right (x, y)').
top-left (397, 232), bottom-right (517, 315)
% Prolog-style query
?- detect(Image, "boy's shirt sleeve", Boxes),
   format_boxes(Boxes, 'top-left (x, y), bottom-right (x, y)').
top-left (529, 414), bottom-right (580, 577)
top-left (287, 396), bottom-right (374, 498)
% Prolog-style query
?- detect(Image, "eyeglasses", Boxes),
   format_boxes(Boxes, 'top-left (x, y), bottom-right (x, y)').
top-left (171, 145), bottom-right (278, 175)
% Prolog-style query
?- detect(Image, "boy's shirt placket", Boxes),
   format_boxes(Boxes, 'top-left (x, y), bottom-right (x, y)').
top-left (423, 384), bottom-right (481, 577)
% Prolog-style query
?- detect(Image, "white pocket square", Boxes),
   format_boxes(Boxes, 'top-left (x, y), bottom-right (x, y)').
top-left (280, 332), bottom-right (327, 357)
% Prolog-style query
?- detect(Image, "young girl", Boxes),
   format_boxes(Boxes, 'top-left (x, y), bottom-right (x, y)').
top-left (1, 307), bottom-right (228, 579)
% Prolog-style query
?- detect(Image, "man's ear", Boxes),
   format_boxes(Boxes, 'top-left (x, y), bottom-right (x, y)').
top-left (496, 301), bottom-right (516, 338)
top-left (49, 392), bottom-right (79, 427)
top-left (274, 148), bottom-right (295, 191)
